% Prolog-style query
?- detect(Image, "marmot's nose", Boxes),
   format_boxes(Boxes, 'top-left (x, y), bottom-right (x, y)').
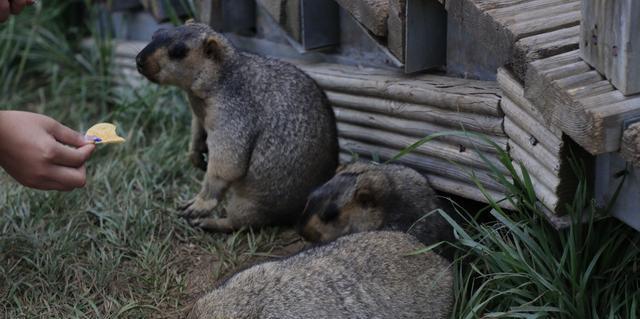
top-left (135, 55), bottom-right (144, 70)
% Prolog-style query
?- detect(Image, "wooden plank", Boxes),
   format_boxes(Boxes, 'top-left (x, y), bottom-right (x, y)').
top-left (339, 148), bottom-right (511, 208)
top-left (332, 106), bottom-right (507, 153)
top-left (621, 122), bottom-right (640, 167)
top-left (387, 0), bottom-right (406, 61)
top-left (504, 115), bottom-right (561, 174)
top-left (336, 122), bottom-right (506, 173)
top-left (510, 142), bottom-right (560, 212)
top-left (300, 63), bottom-right (502, 116)
top-left (512, 25), bottom-right (580, 80)
top-left (524, 49), bottom-right (640, 154)
top-left (327, 92), bottom-right (505, 136)
top-left (446, 0), bottom-right (514, 80)
top-left (507, 6), bottom-right (580, 40)
top-left (502, 97), bottom-right (562, 156)
top-left (497, 1), bottom-right (580, 29)
top-left (335, 0), bottom-right (389, 37)
top-left (581, 0), bottom-right (640, 95)
top-left (497, 68), bottom-right (563, 137)
top-left (445, 0), bottom-right (580, 80)
top-left (338, 138), bottom-right (507, 193)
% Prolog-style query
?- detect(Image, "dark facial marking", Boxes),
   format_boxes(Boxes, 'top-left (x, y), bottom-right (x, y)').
top-left (318, 203), bottom-right (340, 222)
top-left (168, 42), bottom-right (189, 60)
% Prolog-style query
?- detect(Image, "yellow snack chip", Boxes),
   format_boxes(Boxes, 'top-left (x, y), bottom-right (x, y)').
top-left (86, 123), bottom-right (126, 144)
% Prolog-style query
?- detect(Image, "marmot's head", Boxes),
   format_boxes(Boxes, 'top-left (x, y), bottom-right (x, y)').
top-left (298, 162), bottom-right (389, 243)
top-left (136, 20), bottom-right (235, 92)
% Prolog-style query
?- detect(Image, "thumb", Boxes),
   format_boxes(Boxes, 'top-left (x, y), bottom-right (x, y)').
top-left (50, 122), bottom-right (89, 147)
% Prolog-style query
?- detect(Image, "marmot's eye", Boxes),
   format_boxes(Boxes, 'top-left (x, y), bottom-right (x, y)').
top-left (168, 42), bottom-right (189, 60)
top-left (319, 203), bottom-right (340, 222)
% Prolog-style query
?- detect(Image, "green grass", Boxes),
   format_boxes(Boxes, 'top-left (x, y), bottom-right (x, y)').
top-left (397, 133), bottom-right (640, 318)
top-left (1, 1), bottom-right (639, 318)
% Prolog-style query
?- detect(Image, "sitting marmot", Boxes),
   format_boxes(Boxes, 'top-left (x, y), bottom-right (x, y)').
top-left (136, 21), bottom-right (338, 232)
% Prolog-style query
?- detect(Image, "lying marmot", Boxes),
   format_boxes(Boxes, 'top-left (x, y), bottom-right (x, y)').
top-left (298, 162), bottom-right (454, 252)
top-left (136, 21), bottom-right (338, 232)
top-left (188, 231), bottom-right (453, 319)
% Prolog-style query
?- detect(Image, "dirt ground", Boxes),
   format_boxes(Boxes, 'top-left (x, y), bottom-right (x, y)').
top-left (175, 230), bottom-right (308, 317)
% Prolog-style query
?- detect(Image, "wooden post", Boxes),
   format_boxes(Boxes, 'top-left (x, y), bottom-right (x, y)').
top-left (580, 0), bottom-right (640, 96)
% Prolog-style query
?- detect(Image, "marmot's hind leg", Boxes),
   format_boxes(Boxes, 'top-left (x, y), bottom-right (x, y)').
top-left (190, 194), bottom-right (263, 233)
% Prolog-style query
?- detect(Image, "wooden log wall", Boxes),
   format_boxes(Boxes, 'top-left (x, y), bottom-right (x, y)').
top-left (498, 68), bottom-right (578, 215)
top-left (298, 63), bottom-right (511, 206)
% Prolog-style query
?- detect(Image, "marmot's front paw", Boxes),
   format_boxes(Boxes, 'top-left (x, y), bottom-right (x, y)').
top-left (179, 197), bottom-right (219, 219)
top-left (189, 151), bottom-right (207, 171)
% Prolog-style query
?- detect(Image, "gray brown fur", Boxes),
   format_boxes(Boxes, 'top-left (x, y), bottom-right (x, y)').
top-left (188, 231), bottom-right (453, 319)
top-left (136, 21), bottom-right (338, 232)
top-left (299, 162), bottom-right (453, 252)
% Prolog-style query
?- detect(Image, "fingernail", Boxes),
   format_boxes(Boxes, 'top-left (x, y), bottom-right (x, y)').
top-left (85, 135), bottom-right (102, 143)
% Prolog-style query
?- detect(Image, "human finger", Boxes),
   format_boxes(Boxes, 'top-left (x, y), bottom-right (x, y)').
top-left (0, 0), bottom-right (10, 22)
top-left (50, 143), bottom-right (95, 167)
top-left (48, 165), bottom-right (88, 189)
top-left (10, 0), bottom-right (27, 14)
top-left (50, 122), bottom-right (89, 147)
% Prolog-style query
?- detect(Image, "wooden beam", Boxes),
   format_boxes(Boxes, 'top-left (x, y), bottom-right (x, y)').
top-left (580, 0), bottom-right (640, 96)
top-left (621, 122), bottom-right (640, 167)
top-left (299, 63), bottom-right (503, 116)
top-left (336, 122), bottom-right (506, 173)
top-left (445, 0), bottom-right (581, 80)
top-left (525, 50), bottom-right (640, 154)
top-left (387, 0), bottom-right (406, 61)
top-left (338, 138), bottom-right (507, 194)
top-left (327, 91), bottom-right (505, 136)
top-left (335, 0), bottom-right (389, 37)
top-left (332, 106), bottom-right (508, 153)
top-left (498, 67), bottom-right (584, 215)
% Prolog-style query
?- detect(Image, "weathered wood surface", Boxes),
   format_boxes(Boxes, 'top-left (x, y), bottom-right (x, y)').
top-left (445, 0), bottom-right (581, 80)
top-left (256, 0), bottom-right (301, 41)
top-left (335, 0), bottom-right (389, 37)
top-left (336, 122), bottom-right (507, 173)
top-left (338, 138), bottom-right (510, 202)
top-left (326, 92), bottom-right (504, 136)
top-left (387, 0), bottom-right (406, 61)
top-left (525, 50), bottom-right (640, 154)
top-left (332, 106), bottom-right (507, 153)
top-left (498, 67), bottom-right (581, 215)
top-left (299, 63), bottom-right (503, 116)
top-left (581, 0), bottom-right (640, 96)
top-left (621, 123), bottom-right (640, 168)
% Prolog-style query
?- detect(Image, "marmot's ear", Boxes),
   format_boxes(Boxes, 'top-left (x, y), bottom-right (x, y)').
top-left (203, 36), bottom-right (220, 61)
top-left (355, 186), bottom-right (375, 207)
top-left (185, 18), bottom-right (196, 25)
top-left (354, 173), bottom-right (386, 207)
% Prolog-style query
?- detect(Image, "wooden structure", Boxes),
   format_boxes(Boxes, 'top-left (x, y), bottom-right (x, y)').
top-left (446, 0), bottom-right (581, 81)
top-left (580, 0), bottom-right (640, 96)
top-left (108, 0), bottom-right (640, 229)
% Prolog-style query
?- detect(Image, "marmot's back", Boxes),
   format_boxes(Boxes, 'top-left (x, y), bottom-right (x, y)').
top-left (189, 231), bottom-right (453, 319)
top-left (230, 54), bottom-right (339, 215)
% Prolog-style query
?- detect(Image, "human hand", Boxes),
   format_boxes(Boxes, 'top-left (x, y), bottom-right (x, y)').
top-left (0, 111), bottom-right (96, 191)
top-left (0, 0), bottom-right (35, 23)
